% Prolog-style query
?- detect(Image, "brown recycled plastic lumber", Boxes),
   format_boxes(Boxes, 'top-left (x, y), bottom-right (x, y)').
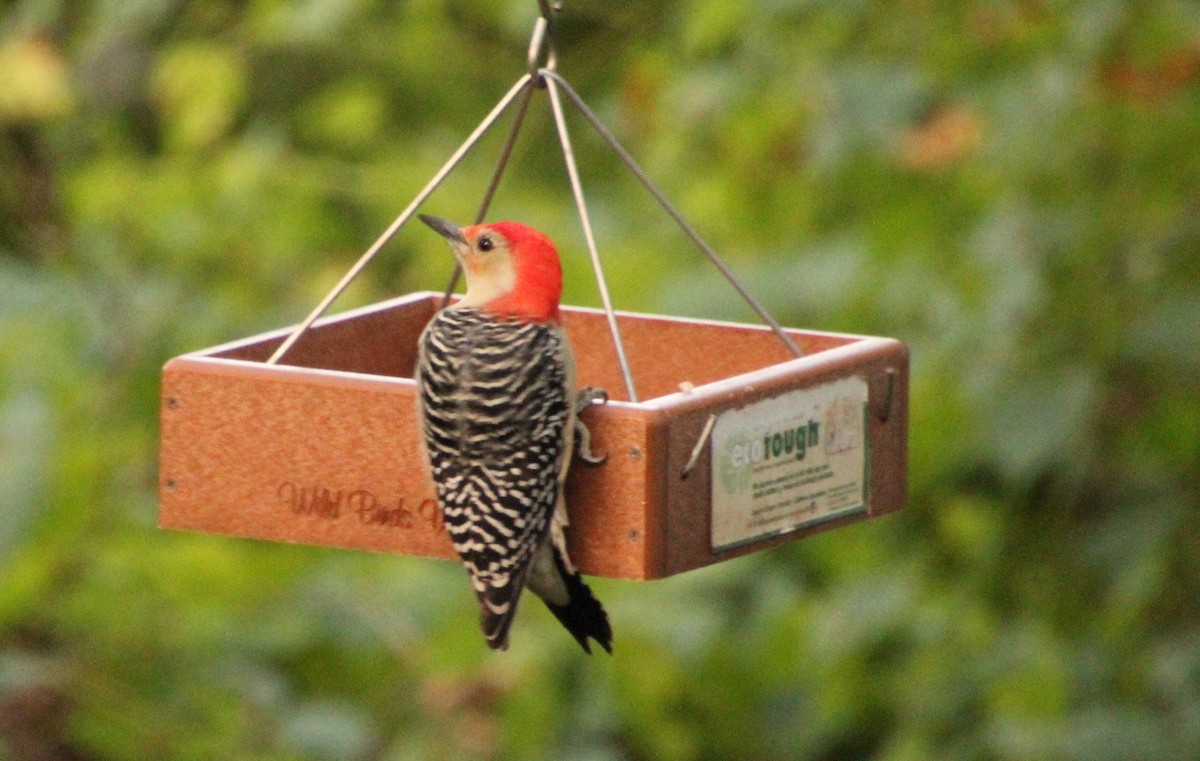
top-left (159, 292), bottom-right (908, 580)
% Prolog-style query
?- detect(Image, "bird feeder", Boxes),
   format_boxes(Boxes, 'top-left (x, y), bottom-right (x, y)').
top-left (158, 2), bottom-right (909, 580)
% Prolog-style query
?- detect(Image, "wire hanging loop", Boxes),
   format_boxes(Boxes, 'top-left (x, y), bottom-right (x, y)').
top-left (528, 0), bottom-right (560, 79)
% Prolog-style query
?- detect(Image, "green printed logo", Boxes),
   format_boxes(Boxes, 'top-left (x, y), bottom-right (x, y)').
top-left (718, 418), bottom-right (821, 491)
top-left (717, 431), bottom-right (754, 493)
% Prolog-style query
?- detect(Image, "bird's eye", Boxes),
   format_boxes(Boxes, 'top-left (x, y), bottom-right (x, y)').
top-left (477, 235), bottom-right (494, 252)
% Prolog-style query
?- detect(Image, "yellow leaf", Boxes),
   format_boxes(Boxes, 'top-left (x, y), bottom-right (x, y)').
top-left (0, 37), bottom-right (75, 123)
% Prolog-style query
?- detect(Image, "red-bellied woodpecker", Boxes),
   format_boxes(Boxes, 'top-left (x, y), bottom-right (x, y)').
top-left (415, 213), bottom-right (612, 654)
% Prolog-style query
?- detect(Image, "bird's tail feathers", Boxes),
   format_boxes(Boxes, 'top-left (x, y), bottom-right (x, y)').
top-left (476, 566), bottom-right (529, 651)
top-left (541, 546), bottom-right (613, 655)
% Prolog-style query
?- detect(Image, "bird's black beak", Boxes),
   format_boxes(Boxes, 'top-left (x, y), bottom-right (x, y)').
top-left (418, 214), bottom-right (468, 246)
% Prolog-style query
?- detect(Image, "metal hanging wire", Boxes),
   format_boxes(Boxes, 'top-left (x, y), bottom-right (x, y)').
top-left (540, 70), bottom-right (803, 360)
top-left (441, 81), bottom-right (538, 305)
top-left (265, 73), bottom-right (535, 366)
top-left (544, 72), bottom-right (639, 402)
top-left (267, 1), bottom-right (803, 402)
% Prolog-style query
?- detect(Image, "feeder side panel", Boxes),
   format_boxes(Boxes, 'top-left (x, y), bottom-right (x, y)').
top-left (562, 404), bottom-right (665, 580)
top-left (158, 357), bottom-right (456, 560)
top-left (651, 337), bottom-right (911, 577)
top-left (210, 294), bottom-right (439, 379)
top-left (866, 343), bottom-right (909, 519)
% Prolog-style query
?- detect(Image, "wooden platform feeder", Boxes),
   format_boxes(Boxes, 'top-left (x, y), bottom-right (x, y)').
top-left (158, 4), bottom-right (909, 580)
top-left (160, 292), bottom-right (907, 580)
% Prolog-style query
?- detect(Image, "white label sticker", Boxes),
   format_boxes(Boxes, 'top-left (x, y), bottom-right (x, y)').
top-left (710, 376), bottom-right (869, 552)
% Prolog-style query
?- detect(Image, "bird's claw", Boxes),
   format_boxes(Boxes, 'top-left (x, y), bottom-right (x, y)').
top-left (574, 387), bottom-right (608, 466)
top-left (575, 387), bottom-right (608, 414)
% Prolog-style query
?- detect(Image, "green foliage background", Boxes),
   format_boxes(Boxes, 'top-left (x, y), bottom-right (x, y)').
top-left (2, 1), bottom-right (1199, 759)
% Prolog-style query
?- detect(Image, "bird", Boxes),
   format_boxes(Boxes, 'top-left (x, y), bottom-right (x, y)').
top-left (414, 213), bottom-right (612, 654)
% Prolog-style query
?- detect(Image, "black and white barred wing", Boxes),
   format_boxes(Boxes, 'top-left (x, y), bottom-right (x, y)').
top-left (415, 308), bottom-right (570, 650)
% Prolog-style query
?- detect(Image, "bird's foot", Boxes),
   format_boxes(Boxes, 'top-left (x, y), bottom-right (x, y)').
top-left (574, 387), bottom-right (608, 466)
top-left (575, 387), bottom-right (607, 414)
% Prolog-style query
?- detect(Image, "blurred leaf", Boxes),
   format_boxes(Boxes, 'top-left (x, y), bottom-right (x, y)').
top-left (300, 81), bottom-right (388, 152)
top-left (980, 367), bottom-right (1099, 484)
top-left (0, 390), bottom-right (53, 563)
top-left (0, 36), bottom-right (75, 123)
top-left (1124, 291), bottom-right (1200, 369)
top-left (281, 699), bottom-right (372, 759)
top-left (152, 42), bottom-right (246, 149)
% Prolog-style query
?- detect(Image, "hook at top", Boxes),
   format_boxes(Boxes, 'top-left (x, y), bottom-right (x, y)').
top-left (528, 0), bottom-right (561, 80)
